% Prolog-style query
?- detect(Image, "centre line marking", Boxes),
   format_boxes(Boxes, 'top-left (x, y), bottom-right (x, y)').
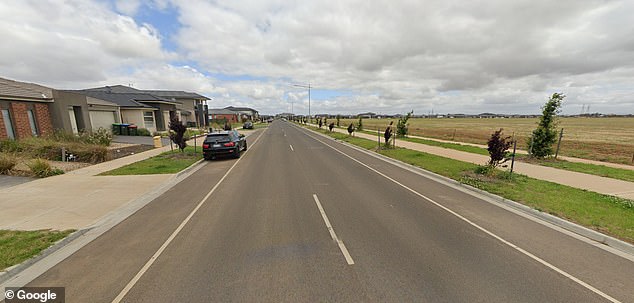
top-left (313, 194), bottom-right (355, 265)
top-left (290, 144), bottom-right (294, 151)
top-left (111, 130), bottom-right (266, 303)
top-left (298, 126), bottom-right (621, 303)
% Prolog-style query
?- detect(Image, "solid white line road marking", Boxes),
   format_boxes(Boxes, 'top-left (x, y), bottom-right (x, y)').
top-left (313, 194), bottom-right (355, 265)
top-left (299, 127), bottom-right (622, 303)
top-left (111, 130), bottom-right (266, 303)
top-left (290, 144), bottom-right (294, 151)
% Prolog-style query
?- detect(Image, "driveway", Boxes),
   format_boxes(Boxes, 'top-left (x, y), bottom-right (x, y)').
top-left (0, 175), bottom-right (36, 189)
top-left (113, 135), bottom-right (171, 146)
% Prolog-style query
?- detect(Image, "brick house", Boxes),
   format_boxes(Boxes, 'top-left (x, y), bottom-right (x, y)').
top-left (0, 77), bottom-right (54, 140)
top-left (208, 108), bottom-right (240, 124)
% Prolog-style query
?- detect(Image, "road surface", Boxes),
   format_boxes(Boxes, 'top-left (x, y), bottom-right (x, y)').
top-left (19, 121), bottom-right (634, 302)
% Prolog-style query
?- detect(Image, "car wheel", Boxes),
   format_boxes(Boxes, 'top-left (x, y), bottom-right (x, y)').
top-left (234, 147), bottom-right (241, 158)
top-left (243, 142), bottom-right (248, 151)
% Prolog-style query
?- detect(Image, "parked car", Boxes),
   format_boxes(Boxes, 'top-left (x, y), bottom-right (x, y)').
top-left (202, 130), bottom-right (247, 160)
top-left (243, 121), bottom-right (253, 129)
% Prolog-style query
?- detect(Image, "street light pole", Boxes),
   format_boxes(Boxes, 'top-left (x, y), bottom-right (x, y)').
top-left (293, 83), bottom-right (311, 121)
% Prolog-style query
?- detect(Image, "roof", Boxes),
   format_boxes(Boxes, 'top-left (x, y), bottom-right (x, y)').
top-left (224, 106), bottom-right (258, 113)
top-left (208, 108), bottom-right (239, 115)
top-left (0, 77), bottom-right (54, 102)
top-left (83, 85), bottom-right (209, 100)
top-left (71, 90), bottom-right (177, 108)
top-left (142, 90), bottom-right (209, 100)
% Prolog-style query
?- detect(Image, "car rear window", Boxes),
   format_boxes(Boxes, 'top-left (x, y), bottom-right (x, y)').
top-left (205, 134), bottom-right (231, 142)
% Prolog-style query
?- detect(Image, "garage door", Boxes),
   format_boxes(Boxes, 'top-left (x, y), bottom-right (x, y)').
top-left (89, 110), bottom-right (116, 132)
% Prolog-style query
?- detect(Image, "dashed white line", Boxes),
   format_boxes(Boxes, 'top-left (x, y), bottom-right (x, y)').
top-left (313, 194), bottom-right (355, 265)
top-left (300, 127), bottom-right (621, 303)
top-left (111, 130), bottom-right (266, 303)
top-left (290, 144), bottom-right (294, 151)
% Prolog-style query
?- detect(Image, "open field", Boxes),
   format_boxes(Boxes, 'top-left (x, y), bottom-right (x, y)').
top-left (340, 117), bottom-right (634, 165)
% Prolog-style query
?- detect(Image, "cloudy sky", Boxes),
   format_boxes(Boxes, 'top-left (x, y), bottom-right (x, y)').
top-left (1, 0), bottom-right (633, 115)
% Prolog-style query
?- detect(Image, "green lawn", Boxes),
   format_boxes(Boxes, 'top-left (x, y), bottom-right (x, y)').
top-left (99, 146), bottom-right (202, 175)
top-left (355, 129), bottom-right (634, 183)
top-left (0, 229), bottom-right (74, 270)
top-left (306, 125), bottom-right (634, 244)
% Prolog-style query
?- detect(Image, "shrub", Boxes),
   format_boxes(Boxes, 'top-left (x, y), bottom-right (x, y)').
top-left (396, 111), bottom-right (413, 137)
top-left (169, 117), bottom-right (187, 151)
top-left (137, 128), bottom-right (151, 136)
top-left (0, 153), bottom-right (18, 174)
top-left (82, 127), bottom-right (112, 146)
top-left (474, 165), bottom-right (494, 175)
top-left (28, 158), bottom-right (64, 178)
top-left (487, 128), bottom-right (512, 167)
top-left (0, 139), bottom-right (22, 153)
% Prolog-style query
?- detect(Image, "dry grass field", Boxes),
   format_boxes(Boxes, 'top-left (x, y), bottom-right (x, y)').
top-left (338, 117), bottom-right (634, 165)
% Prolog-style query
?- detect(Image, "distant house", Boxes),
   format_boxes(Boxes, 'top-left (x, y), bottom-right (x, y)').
top-left (0, 77), bottom-right (54, 139)
top-left (357, 112), bottom-right (377, 119)
top-left (208, 108), bottom-right (239, 124)
top-left (224, 106), bottom-right (259, 121)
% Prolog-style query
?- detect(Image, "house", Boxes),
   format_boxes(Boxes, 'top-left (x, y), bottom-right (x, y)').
top-left (51, 90), bottom-right (120, 134)
top-left (141, 90), bottom-right (209, 127)
top-left (0, 77), bottom-right (54, 139)
top-left (73, 89), bottom-right (181, 133)
top-left (80, 85), bottom-right (210, 128)
top-left (208, 108), bottom-right (239, 124)
top-left (223, 106), bottom-right (259, 122)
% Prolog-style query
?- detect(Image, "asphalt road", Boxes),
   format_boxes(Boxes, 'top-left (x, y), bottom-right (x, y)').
top-left (21, 120), bottom-right (634, 302)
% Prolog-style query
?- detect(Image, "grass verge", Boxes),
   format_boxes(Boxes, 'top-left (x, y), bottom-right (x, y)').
top-left (306, 125), bottom-right (634, 244)
top-left (99, 146), bottom-right (202, 175)
top-left (357, 130), bottom-right (634, 183)
top-left (516, 155), bottom-right (634, 183)
top-left (0, 229), bottom-right (74, 271)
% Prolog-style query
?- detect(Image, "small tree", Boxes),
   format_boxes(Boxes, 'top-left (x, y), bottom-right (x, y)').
top-left (487, 128), bottom-right (512, 167)
top-left (169, 117), bottom-right (187, 152)
top-left (528, 93), bottom-right (564, 158)
top-left (357, 116), bottom-right (364, 131)
top-left (336, 115), bottom-right (341, 127)
top-left (396, 110), bottom-right (413, 137)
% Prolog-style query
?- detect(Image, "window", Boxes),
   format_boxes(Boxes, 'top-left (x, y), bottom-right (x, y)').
top-left (143, 111), bottom-right (155, 129)
top-left (2, 109), bottom-right (15, 139)
top-left (27, 109), bottom-right (38, 136)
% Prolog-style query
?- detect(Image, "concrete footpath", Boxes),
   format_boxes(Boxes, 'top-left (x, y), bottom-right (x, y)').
top-left (0, 136), bottom-right (210, 231)
top-left (317, 124), bottom-right (634, 200)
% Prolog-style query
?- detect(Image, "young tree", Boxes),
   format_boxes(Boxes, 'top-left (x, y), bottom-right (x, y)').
top-left (528, 93), bottom-right (565, 158)
top-left (487, 128), bottom-right (512, 167)
top-left (169, 117), bottom-right (187, 152)
top-left (396, 110), bottom-right (413, 137)
top-left (357, 116), bottom-right (364, 131)
top-left (336, 114), bottom-right (341, 127)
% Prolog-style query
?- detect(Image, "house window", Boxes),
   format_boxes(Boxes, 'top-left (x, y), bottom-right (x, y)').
top-left (27, 109), bottom-right (39, 136)
top-left (2, 109), bottom-right (15, 139)
top-left (143, 111), bottom-right (155, 129)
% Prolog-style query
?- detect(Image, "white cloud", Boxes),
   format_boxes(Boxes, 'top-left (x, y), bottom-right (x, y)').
top-left (0, 0), bottom-right (172, 87)
top-left (1, 0), bottom-right (633, 114)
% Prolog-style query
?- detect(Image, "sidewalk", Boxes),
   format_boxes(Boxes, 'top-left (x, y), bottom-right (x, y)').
top-left (315, 124), bottom-right (634, 200)
top-left (0, 137), bottom-right (202, 231)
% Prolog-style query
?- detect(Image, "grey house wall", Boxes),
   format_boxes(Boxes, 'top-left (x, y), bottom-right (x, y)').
top-left (51, 90), bottom-right (92, 133)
